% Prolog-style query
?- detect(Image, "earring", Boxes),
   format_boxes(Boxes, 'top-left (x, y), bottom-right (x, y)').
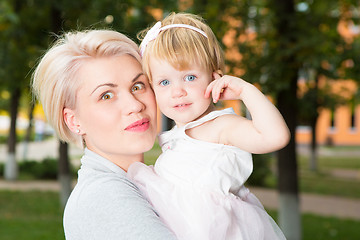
top-left (76, 129), bottom-right (80, 134)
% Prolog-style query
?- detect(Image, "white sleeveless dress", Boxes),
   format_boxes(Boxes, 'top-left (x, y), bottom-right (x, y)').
top-left (127, 108), bottom-right (286, 240)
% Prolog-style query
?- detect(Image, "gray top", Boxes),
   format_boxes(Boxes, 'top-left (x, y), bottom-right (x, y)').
top-left (63, 148), bottom-right (176, 240)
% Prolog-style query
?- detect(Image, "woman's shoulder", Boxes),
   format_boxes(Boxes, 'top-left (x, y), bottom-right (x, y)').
top-left (64, 171), bottom-right (176, 239)
top-left (65, 171), bottom-right (154, 226)
top-left (77, 170), bottom-right (143, 201)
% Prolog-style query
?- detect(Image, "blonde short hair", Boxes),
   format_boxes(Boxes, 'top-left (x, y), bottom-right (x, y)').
top-left (32, 30), bottom-right (141, 145)
top-left (139, 12), bottom-right (225, 82)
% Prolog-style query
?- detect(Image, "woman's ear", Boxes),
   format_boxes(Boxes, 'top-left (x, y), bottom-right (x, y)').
top-left (63, 108), bottom-right (81, 134)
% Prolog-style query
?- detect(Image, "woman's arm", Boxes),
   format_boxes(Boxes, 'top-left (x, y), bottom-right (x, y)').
top-left (205, 74), bottom-right (290, 154)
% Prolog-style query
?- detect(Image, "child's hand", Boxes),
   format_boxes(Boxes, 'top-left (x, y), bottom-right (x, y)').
top-left (204, 72), bottom-right (249, 103)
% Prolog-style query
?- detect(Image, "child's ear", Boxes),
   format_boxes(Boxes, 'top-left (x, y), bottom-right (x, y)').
top-left (212, 70), bottom-right (223, 80)
top-left (216, 69), bottom-right (224, 76)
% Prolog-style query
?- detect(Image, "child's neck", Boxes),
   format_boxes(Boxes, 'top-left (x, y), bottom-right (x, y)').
top-left (175, 105), bottom-right (215, 127)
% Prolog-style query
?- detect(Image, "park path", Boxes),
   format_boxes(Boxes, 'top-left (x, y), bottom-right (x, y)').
top-left (0, 138), bottom-right (359, 221)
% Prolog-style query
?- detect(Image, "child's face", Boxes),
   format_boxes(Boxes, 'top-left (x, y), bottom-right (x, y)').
top-left (149, 57), bottom-right (213, 127)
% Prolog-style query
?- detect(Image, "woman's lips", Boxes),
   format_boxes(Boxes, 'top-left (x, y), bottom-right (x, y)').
top-left (125, 118), bottom-right (150, 132)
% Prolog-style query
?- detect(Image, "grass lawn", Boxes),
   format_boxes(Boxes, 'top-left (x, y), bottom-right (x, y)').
top-left (0, 190), bottom-right (359, 240)
top-left (268, 210), bottom-right (360, 240)
top-left (0, 191), bottom-right (64, 240)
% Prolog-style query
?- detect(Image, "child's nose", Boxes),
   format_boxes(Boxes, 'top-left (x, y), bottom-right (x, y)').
top-left (171, 84), bottom-right (187, 98)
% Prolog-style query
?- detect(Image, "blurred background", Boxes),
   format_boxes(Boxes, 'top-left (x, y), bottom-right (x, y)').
top-left (0, 0), bottom-right (359, 239)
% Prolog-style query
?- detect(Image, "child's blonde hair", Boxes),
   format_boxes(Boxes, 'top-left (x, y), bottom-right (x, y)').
top-left (139, 12), bottom-right (225, 82)
top-left (32, 30), bottom-right (141, 146)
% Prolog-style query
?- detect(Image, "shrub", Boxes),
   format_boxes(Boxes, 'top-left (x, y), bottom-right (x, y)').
top-left (0, 157), bottom-right (75, 180)
top-left (20, 158), bottom-right (58, 179)
top-left (247, 153), bottom-right (272, 187)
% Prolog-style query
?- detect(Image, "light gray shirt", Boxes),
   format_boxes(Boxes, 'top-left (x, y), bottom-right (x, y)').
top-left (63, 148), bottom-right (176, 240)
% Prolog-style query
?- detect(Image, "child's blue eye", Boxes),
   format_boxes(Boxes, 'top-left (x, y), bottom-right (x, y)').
top-left (185, 75), bottom-right (196, 82)
top-left (160, 79), bottom-right (170, 86)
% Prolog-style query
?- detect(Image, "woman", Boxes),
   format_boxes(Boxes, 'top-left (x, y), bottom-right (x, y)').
top-left (32, 29), bottom-right (176, 239)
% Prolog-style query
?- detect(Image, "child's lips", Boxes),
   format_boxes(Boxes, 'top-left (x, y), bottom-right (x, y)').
top-left (174, 103), bottom-right (192, 109)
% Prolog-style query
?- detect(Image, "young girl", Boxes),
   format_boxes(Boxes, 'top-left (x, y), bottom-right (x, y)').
top-left (128, 12), bottom-right (289, 240)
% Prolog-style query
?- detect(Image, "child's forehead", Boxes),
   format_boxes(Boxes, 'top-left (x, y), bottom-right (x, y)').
top-left (151, 55), bottom-right (207, 71)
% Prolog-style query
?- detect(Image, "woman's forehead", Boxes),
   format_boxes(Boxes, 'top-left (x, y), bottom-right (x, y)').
top-left (77, 56), bottom-right (142, 92)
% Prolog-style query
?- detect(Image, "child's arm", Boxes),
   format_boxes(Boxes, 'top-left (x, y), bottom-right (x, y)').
top-left (204, 73), bottom-right (290, 154)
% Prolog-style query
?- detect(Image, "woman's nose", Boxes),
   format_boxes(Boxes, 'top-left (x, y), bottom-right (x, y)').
top-left (121, 94), bottom-right (145, 115)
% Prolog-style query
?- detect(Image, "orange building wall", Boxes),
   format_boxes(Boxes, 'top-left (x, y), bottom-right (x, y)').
top-left (297, 105), bottom-right (360, 146)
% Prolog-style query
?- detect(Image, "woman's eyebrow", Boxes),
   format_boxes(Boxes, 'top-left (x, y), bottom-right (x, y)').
top-left (91, 83), bottom-right (117, 95)
top-left (132, 73), bottom-right (144, 82)
top-left (90, 73), bottom-right (143, 95)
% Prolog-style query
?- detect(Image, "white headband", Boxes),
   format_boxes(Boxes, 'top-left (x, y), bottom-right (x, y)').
top-left (140, 21), bottom-right (208, 56)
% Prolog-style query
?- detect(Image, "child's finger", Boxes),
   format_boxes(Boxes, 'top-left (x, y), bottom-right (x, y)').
top-left (205, 74), bottom-right (222, 98)
top-left (204, 80), bottom-right (217, 98)
top-left (211, 79), bottom-right (226, 103)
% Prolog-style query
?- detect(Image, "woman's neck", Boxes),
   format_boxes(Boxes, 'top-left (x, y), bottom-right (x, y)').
top-left (87, 146), bottom-right (144, 172)
top-left (111, 153), bottom-right (144, 172)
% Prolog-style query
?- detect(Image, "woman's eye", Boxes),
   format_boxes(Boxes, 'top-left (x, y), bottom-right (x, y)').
top-left (159, 79), bottom-right (170, 86)
top-left (101, 92), bottom-right (114, 100)
top-left (185, 75), bottom-right (196, 82)
top-left (131, 82), bottom-right (145, 92)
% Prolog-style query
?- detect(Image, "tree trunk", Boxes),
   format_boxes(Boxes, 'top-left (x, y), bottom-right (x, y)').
top-left (273, 0), bottom-right (301, 239)
top-left (59, 141), bottom-right (72, 207)
top-left (22, 101), bottom-right (35, 160)
top-left (309, 76), bottom-right (320, 172)
top-left (309, 116), bottom-right (318, 171)
top-left (4, 87), bottom-right (21, 181)
top-left (51, 3), bottom-right (72, 207)
top-left (277, 83), bottom-right (301, 240)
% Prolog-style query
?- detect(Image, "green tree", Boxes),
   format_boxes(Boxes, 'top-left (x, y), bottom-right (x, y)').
top-left (226, 0), bottom-right (359, 239)
top-left (295, 1), bottom-right (358, 172)
top-left (0, 0), bottom-right (49, 180)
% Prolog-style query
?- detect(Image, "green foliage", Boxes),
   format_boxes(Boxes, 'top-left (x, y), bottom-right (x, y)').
top-left (0, 157), bottom-right (76, 180)
top-left (19, 158), bottom-right (58, 180)
top-left (227, 0), bottom-right (359, 96)
top-left (297, 82), bottom-right (347, 125)
top-left (144, 140), bottom-right (162, 166)
top-left (0, 134), bottom-right (25, 144)
top-left (247, 153), bottom-right (272, 187)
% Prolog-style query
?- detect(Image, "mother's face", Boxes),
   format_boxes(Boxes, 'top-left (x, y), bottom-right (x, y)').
top-left (66, 55), bottom-right (157, 169)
